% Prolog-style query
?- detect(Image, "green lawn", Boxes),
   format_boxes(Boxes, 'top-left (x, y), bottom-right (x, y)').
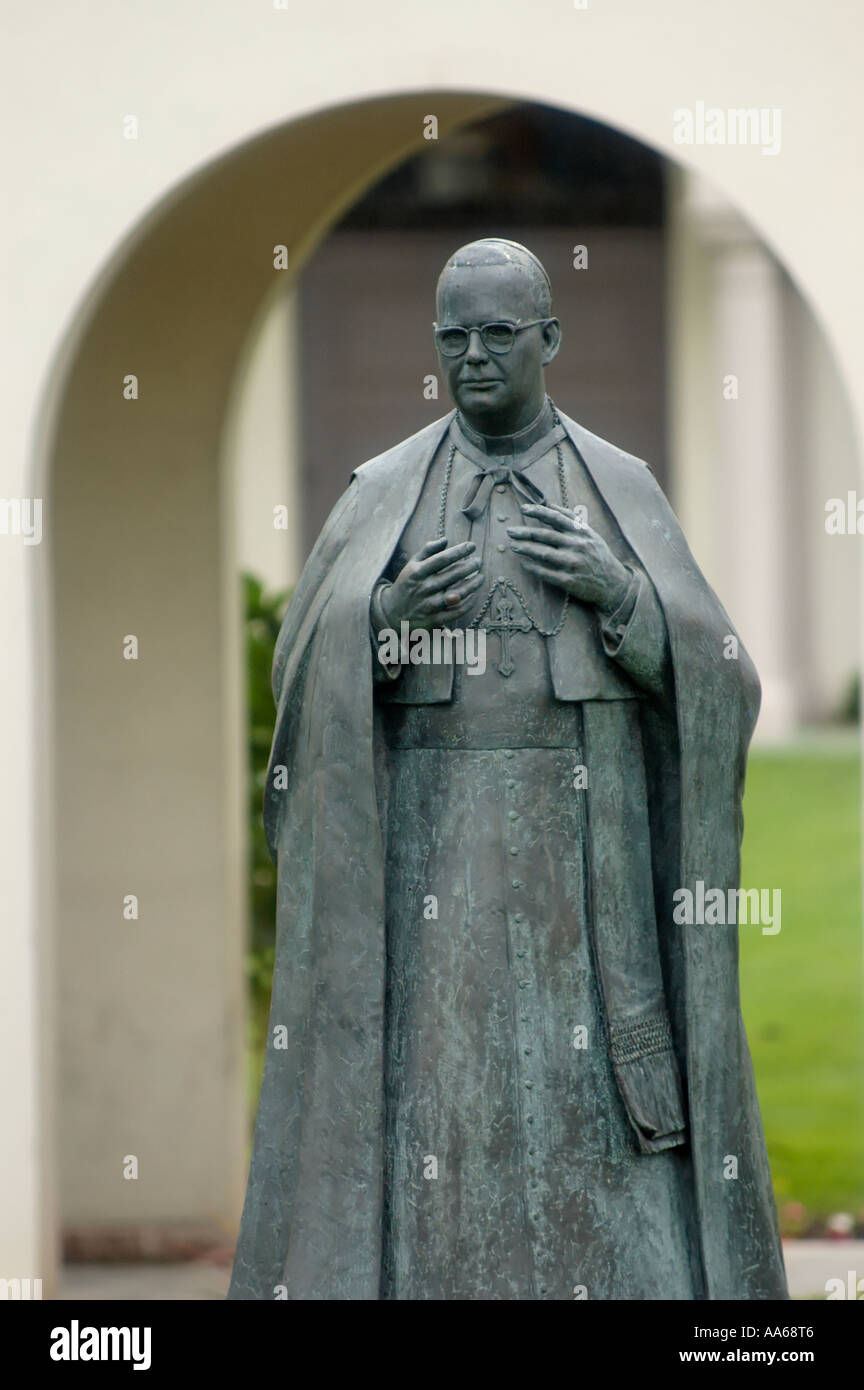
top-left (740, 741), bottom-right (863, 1231)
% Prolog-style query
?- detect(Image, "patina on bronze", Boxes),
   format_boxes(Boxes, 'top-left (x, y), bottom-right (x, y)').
top-left (228, 238), bottom-right (788, 1301)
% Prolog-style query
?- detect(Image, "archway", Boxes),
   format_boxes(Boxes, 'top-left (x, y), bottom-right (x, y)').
top-left (46, 91), bottom-right (504, 1271)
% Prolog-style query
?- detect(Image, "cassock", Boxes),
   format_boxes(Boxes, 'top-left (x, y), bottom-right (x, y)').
top-left (227, 400), bottom-right (789, 1302)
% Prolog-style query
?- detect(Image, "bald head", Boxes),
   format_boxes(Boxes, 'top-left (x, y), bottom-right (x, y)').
top-left (433, 238), bottom-right (561, 434)
top-left (436, 238), bottom-right (553, 320)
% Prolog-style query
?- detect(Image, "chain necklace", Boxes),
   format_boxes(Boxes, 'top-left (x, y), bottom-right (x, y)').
top-left (438, 401), bottom-right (571, 639)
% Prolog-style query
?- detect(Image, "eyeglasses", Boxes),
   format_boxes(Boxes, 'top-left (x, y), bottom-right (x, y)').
top-left (433, 319), bottom-right (550, 357)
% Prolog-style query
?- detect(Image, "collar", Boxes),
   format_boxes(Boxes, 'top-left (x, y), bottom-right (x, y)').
top-left (456, 395), bottom-right (556, 461)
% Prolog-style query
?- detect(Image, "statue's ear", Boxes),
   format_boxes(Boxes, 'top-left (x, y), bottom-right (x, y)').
top-left (541, 318), bottom-right (562, 366)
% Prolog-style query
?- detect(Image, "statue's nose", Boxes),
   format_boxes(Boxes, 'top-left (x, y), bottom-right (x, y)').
top-left (465, 328), bottom-right (487, 361)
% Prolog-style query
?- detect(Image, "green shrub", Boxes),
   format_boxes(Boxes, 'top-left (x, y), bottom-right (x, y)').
top-left (243, 573), bottom-right (291, 1043)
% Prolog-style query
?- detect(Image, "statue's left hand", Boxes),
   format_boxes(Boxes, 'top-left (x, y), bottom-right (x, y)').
top-left (507, 503), bottom-right (631, 616)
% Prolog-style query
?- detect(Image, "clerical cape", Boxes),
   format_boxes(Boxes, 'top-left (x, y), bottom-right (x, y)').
top-left (227, 408), bottom-right (789, 1301)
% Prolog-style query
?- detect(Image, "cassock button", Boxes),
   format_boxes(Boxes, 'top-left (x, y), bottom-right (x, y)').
top-left (497, 513), bottom-right (508, 522)
top-left (495, 483), bottom-right (507, 492)
top-left (514, 913), bottom-right (524, 923)
top-left (509, 847), bottom-right (519, 856)
top-left (506, 779), bottom-right (515, 789)
top-left (496, 543), bottom-right (506, 552)
top-left (508, 810), bottom-right (518, 820)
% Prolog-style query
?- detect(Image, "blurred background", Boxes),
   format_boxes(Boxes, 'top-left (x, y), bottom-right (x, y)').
top-left (39, 96), bottom-right (863, 1297)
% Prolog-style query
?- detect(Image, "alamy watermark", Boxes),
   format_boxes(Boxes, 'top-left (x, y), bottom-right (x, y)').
top-left (673, 102), bottom-right (782, 157)
top-left (50, 1321), bottom-right (151, 1371)
top-left (0, 1277), bottom-right (42, 1299)
top-left (377, 622), bottom-right (486, 675)
top-left (825, 492), bottom-right (864, 534)
top-left (672, 880), bottom-right (781, 935)
top-left (0, 497), bottom-right (42, 545)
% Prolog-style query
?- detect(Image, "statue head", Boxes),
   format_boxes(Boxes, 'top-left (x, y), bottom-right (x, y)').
top-left (435, 238), bottom-right (561, 433)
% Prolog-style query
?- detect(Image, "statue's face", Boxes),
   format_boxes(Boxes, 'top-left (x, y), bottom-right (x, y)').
top-left (435, 262), bottom-right (559, 430)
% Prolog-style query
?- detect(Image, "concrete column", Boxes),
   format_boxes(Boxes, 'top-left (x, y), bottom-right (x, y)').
top-left (715, 234), bottom-right (794, 737)
top-left (0, 516), bottom-right (53, 1290)
top-left (669, 172), bottom-right (796, 740)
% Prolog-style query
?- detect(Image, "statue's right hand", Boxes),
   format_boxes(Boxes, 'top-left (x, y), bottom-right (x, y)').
top-left (380, 538), bottom-right (483, 630)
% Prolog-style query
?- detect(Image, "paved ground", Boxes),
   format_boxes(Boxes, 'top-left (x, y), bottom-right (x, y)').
top-left (56, 1242), bottom-right (864, 1300)
top-left (782, 1241), bottom-right (864, 1300)
top-left (60, 1262), bottom-right (231, 1300)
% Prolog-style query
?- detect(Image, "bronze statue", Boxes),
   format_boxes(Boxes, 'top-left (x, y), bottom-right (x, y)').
top-left (228, 238), bottom-right (788, 1301)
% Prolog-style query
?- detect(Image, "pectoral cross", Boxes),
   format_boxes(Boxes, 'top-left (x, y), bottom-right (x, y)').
top-left (485, 596), bottom-right (532, 677)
